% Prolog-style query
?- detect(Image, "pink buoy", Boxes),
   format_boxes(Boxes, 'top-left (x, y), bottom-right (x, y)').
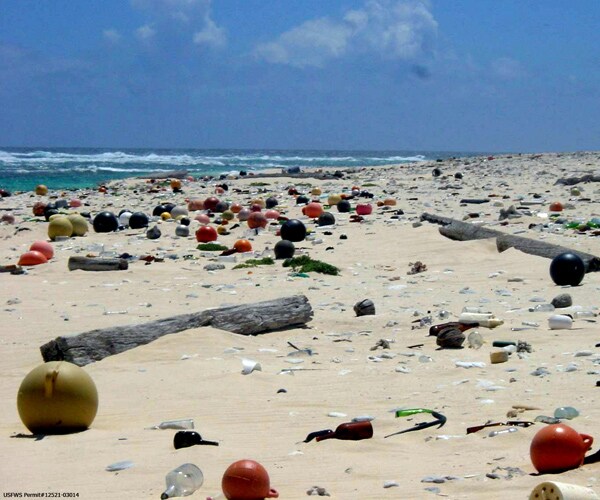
top-left (69, 199), bottom-right (82, 208)
top-left (264, 209), bottom-right (280, 220)
top-left (30, 241), bottom-right (54, 260)
top-left (356, 203), bottom-right (373, 215)
top-left (195, 213), bottom-right (211, 225)
top-left (1, 213), bottom-right (15, 224)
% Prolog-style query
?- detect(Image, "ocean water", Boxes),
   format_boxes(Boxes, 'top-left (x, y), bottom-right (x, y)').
top-left (0, 147), bottom-right (483, 192)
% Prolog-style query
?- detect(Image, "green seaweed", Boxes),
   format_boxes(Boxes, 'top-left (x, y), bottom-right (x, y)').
top-left (233, 257), bottom-right (275, 269)
top-left (197, 243), bottom-right (229, 251)
top-left (282, 255), bottom-right (339, 276)
top-left (249, 182), bottom-right (271, 186)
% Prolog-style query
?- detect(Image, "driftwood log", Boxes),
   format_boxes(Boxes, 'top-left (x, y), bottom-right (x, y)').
top-left (68, 256), bottom-right (129, 271)
top-left (554, 174), bottom-right (600, 186)
top-left (421, 212), bottom-right (600, 272)
top-left (40, 295), bottom-right (313, 366)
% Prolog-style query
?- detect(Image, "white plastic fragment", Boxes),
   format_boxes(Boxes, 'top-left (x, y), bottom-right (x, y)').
top-left (241, 358), bottom-right (262, 375)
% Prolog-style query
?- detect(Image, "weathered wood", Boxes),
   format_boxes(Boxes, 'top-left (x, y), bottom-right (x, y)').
top-left (554, 174), bottom-right (600, 186)
top-left (421, 212), bottom-right (600, 272)
top-left (68, 256), bottom-right (129, 271)
top-left (496, 234), bottom-right (600, 272)
top-left (40, 295), bottom-right (313, 366)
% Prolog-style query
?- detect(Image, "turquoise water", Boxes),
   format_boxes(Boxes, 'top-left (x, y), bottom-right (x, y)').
top-left (0, 147), bottom-right (486, 192)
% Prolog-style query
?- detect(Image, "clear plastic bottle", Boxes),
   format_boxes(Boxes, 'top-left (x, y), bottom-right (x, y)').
top-left (161, 463), bottom-right (204, 499)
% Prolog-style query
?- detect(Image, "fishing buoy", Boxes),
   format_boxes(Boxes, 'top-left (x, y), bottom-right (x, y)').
top-left (48, 217), bottom-right (73, 240)
top-left (17, 361), bottom-right (98, 434)
top-left (550, 201), bottom-right (564, 212)
top-left (233, 239), bottom-right (252, 253)
top-left (175, 225), bottom-right (190, 237)
top-left (203, 197), bottom-right (220, 211)
top-left (170, 179), bottom-right (182, 191)
top-left (230, 203), bottom-right (242, 214)
top-left (317, 212), bottom-right (335, 226)
top-left (265, 197), bottom-right (278, 209)
top-left (247, 212), bottom-right (267, 229)
top-left (549, 252), bottom-right (585, 286)
top-left (221, 460), bottom-right (279, 500)
top-left (30, 241), bottom-right (54, 260)
top-left (195, 213), bottom-right (211, 225)
top-left (264, 209), bottom-right (280, 220)
top-left (327, 194), bottom-right (342, 206)
top-left (530, 424), bottom-right (594, 474)
top-left (274, 240), bottom-right (295, 259)
top-left (66, 214), bottom-right (89, 236)
top-left (35, 184), bottom-right (48, 196)
top-left (153, 204), bottom-right (168, 216)
top-left (356, 203), bottom-right (373, 215)
top-left (18, 250), bottom-right (48, 266)
top-left (214, 201), bottom-right (229, 213)
top-left (129, 212), bottom-right (149, 229)
top-left (92, 211), bottom-right (118, 233)
top-left (222, 210), bottom-right (235, 221)
top-left (303, 202), bottom-right (324, 219)
top-left (196, 225), bottom-right (218, 243)
top-left (170, 206), bottom-right (188, 219)
top-left (280, 219), bottom-right (306, 242)
top-left (337, 200), bottom-right (351, 213)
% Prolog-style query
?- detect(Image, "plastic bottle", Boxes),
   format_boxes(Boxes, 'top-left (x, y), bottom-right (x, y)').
top-left (457, 313), bottom-right (504, 328)
top-left (489, 427), bottom-right (518, 437)
top-left (161, 463), bottom-right (204, 499)
top-left (315, 421), bottom-right (373, 442)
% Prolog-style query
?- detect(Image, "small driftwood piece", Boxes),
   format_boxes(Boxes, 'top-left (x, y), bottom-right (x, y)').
top-left (40, 295), bottom-right (313, 366)
top-left (554, 174), bottom-right (600, 186)
top-left (68, 256), bottom-right (129, 271)
top-left (421, 212), bottom-right (600, 272)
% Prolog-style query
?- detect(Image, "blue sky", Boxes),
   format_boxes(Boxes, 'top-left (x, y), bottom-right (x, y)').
top-left (0, 0), bottom-right (598, 152)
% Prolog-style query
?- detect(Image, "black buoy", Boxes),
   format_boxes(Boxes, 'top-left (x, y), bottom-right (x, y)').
top-left (317, 212), bottom-right (336, 226)
top-left (163, 203), bottom-right (176, 214)
top-left (93, 211), bottom-right (119, 233)
top-left (129, 212), bottom-right (149, 229)
top-left (280, 219), bottom-right (306, 242)
top-left (274, 240), bottom-right (295, 259)
top-left (549, 252), bottom-right (585, 286)
top-left (214, 201), bottom-right (229, 213)
top-left (296, 195), bottom-right (309, 205)
top-left (432, 167), bottom-right (442, 177)
top-left (337, 199), bottom-right (351, 213)
top-left (266, 197), bottom-right (278, 209)
top-left (454, 172), bottom-right (463, 180)
top-left (152, 204), bottom-right (167, 216)
top-left (44, 205), bottom-right (59, 221)
top-left (179, 217), bottom-right (191, 226)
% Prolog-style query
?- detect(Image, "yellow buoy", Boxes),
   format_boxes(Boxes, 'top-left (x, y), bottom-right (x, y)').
top-left (67, 214), bottom-right (89, 236)
top-left (327, 194), bottom-right (342, 206)
top-left (48, 217), bottom-right (73, 240)
top-left (17, 361), bottom-right (98, 434)
top-left (35, 185), bottom-right (48, 196)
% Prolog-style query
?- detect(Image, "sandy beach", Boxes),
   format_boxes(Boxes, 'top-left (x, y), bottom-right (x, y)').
top-left (1, 152), bottom-right (600, 499)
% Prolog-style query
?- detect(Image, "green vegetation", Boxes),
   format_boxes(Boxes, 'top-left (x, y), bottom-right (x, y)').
top-left (282, 255), bottom-right (340, 276)
top-left (249, 182), bottom-right (271, 186)
top-left (362, 182), bottom-right (378, 187)
top-left (197, 243), bottom-right (229, 251)
top-left (233, 257), bottom-right (275, 269)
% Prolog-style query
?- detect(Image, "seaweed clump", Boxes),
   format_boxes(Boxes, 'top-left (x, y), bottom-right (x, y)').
top-left (197, 243), bottom-right (229, 252)
top-left (282, 255), bottom-right (339, 276)
top-left (233, 257), bottom-right (275, 269)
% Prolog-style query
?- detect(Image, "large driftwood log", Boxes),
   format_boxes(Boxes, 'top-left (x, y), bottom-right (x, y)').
top-left (40, 295), bottom-right (313, 366)
top-left (68, 256), bottom-right (129, 271)
top-left (554, 174), bottom-right (600, 186)
top-left (421, 212), bottom-right (600, 272)
top-left (496, 234), bottom-right (600, 272)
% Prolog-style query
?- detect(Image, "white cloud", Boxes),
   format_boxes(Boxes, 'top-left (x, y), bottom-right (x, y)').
top-left (193, 15), bottom-right (226, 48)
top-left (136, 24), bottom-right (156, 40)
top-left (103, 29), bottom-right (122, 43)
top-left (254, 0), bottom-right (437, 68)
top-left (491, 57), bottom-right (526, 79)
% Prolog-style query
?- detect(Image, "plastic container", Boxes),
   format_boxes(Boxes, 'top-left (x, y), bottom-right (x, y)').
top-left (457, 313), bottom-right (504, 328)
top-left (548, 315), bottom-right (573, 330)
top-left (529, 481), bottom-right (600, 500)
top-left (161, 463), bottom-right (204, 499)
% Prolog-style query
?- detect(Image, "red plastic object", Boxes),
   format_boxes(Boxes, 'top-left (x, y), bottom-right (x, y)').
top-left (30, 241), bottom-right (54, 260)
top-left (356, 204), bottom-right (373, 215)
top-left (247, 212), bottom-right (267, 229)
top-left (302, 202), bottom-right (324, 219)
top-left (18, 250), bottom-right (48, 266)
top-left (530, 423), bottom-right (593, 473)
top-left (195, 225), bottom-right (218, 243)
top-left (203, 197), bottom-right (220, 211)
top-left (222, 460), bottom-right (279, 500)
top-left (549, 201), bottom-right (564, 212)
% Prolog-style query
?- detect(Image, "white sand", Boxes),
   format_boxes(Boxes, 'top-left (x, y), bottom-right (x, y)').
top-left (1, 152), bottom-right (599, 499)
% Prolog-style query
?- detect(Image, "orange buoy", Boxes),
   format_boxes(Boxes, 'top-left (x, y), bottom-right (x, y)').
top-left (18, 250), bottom-right (48, 266)
top-left (233, 239), bottom-right (253, 253)
top-left (222, 460), bottom-right (279, 500)
top-left (30, 241), bottom-right (54, 260)
top-left (230, 203), bottom-right (242, 214)
top-left (303, 202), bottom-right (324, 219)
top-left (170, 179), bottom-right (182, 190)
